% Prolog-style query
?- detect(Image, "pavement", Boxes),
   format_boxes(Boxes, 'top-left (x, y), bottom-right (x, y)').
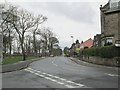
top-left (2, 56), bottom-right (119, 88)
top-left (1, 57), bottom-right (45, 73)
top-left (69, 57), bottom-right (119, 68)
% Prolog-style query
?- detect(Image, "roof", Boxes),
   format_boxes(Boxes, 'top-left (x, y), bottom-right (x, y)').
top-left (100, 1), bottom-right (120, 14)
top-left (80, 38), bottom-right (93, 48)
top-left (105, 7), bottom-right (120, 14)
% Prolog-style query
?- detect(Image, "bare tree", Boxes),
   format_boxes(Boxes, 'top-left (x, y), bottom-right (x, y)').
top-left (2, 22), bottom-right (15, 55)
top-left (24, 35), bottom-right (32, 54)
top-left (49, 37), bottom-right (59, 54)
top-left (32, 15), bottom-right (47, 54)
top-left (40, 27), bottom-right (53, 51)
top-left (38, 27), bottom-right (59, 56)
top-left (11, 9), bottom-right (47, 60)
top-left (0, 4), bottom-right (17, 62)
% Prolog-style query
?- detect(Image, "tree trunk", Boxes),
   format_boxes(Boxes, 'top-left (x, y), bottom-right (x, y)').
top-left (20, 34), bottom-right (26, 61)
top-left (21, 42), bottom-right (26, 60)
top-left (33, 31), bottom-right (37, 54)
top-left (8, 30), bottom-right (12, 55)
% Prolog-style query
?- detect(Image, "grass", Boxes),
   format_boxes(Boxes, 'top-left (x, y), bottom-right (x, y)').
top-left (2, 55), bottom-right (38, 65)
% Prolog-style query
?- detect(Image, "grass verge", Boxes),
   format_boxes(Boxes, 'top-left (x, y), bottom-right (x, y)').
top-left (2, 55), bottom-right (38, 65)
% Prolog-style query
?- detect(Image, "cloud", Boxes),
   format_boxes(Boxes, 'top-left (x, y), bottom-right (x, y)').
top-left (48, 2), bottom-right (96, 23)
top-left (27, 2), bottom-right (96, 23)
top-left (5, 1), bottom-right (108, 48)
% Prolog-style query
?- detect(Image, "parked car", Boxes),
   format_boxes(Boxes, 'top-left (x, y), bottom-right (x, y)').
top-left (115, 40), bottom-right (120, 47)
top-left (50, 55), bottom-right (54, 57)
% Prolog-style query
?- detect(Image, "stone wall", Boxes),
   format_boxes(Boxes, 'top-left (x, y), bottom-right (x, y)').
top-left (82, 56), bottom-right (119, 67)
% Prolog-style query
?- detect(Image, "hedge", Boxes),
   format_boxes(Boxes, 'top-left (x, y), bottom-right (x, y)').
top-left (82, 46), bottom-right (120, 58)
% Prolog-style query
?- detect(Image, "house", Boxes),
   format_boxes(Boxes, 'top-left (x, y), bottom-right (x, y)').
top-left (93, 34), bottom-right (101, 47)
top-left (80, 38), bottom-right (93, 49)
top-left (100, 0), bottom-right (120, 46)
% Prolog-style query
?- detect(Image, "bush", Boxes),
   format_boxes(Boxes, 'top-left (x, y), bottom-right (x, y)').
top-left (82, 46), bottom-right (120, 58)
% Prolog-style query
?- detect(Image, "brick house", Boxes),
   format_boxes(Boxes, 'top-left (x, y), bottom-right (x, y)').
top-left (80, 38), bottom-right (93, 49)
top-left (100, 0), bottom-right (120, 46)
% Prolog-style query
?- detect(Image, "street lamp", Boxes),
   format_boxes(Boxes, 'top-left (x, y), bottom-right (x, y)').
top-left (71, 36), bottom-right (74, 44)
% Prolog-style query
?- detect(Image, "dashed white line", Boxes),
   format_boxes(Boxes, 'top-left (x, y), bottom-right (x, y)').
top-left (50, 79), bottom-right (57, 82)
top-left (74, 83), bottom-right (85, 87)
top-left (59, 78), bottom-right (67, 81)
top-left (46, 74), bottom-right (53, 77)
top-left (43, 72), bottom-right (47, 74)
top-left (52, 76), bottom-right (60, 79)
top-left (66, 80), bottom-right (75, 83)
top-left (105, 73), bottom-right (119, 77)
top-left (44, 77), bottom-right (53, 80)
top-left (25, 68), bottom-right (85, 88)
top-left (57, 82), bottom-right (64, 85)
top-left (52, 59), bottom-right (82, 72)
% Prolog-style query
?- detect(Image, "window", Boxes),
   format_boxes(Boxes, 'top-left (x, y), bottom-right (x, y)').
top-left (106, 39), bottom-right (112, 43)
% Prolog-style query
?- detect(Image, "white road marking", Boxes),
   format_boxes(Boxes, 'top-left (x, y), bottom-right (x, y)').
top-left (59, 78), bottom-right (67, 81)
top-left (66, 81), bottom-right (84, 87)
top-left (52, 76), bottom-right (60, 79)
top-left (50, 79), bottom-right (57, 82)
top-left (74, 83), bottom-right (85, 87)
top-left (25, 69), bottom-right (45, 77)
top-left (65, 85), bottom-right (76, 88)
top-left (46, 74), bottom-right (54, 77)
top-left (105, 73), bottom-right (119, 77)
top-left (66, 80), bottom-right (75, 83)
top-left (44, 77), bottom-right (53, 80)
top-left (25, 68), bottom-right (85, 88)
top-left (52, 60), bottom-right (58, 67)
top-left (57, 82), bottom-right (64, 85)
top-left (43, 73), bottom-right (47, 74)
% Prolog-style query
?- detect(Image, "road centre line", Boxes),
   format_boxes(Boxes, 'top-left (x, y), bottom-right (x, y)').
top-left (51, 59), bottom-right (84, 72)
top-left (52, 60), bottom-right (58, 67)
top-left (25, 68), bottom-right (85, 88)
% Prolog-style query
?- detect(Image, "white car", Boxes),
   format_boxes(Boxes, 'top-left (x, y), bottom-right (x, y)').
top-left (115, 40), bottom-right (120, 47)
top-left (50, 55), bottom-right (54, 57)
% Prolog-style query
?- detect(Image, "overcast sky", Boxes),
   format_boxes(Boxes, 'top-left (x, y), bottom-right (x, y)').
top-left (1, 0), bottom-right (109, 49)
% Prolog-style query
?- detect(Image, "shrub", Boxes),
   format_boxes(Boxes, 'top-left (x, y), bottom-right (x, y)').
top-left (82, 46), bottom-right (120, 58)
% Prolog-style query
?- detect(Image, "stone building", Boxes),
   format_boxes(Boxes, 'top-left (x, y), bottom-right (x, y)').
top-left (100, 0), bottom-right (120, 46)
top-left (93, 34), bottom-right (101, 47)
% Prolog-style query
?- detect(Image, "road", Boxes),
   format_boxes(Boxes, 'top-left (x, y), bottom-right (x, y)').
top-left (2, 56), bottom-right (119, 88)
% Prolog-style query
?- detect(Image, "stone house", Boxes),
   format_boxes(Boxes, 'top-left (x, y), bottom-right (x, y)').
top-left (100, 0), bottom-right (120, 46)
top-left (93, 34), bottom-right (101, 47)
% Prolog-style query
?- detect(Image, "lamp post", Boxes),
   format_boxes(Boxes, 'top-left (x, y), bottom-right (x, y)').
top-left (71, 36), bottom-right (74, 44)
